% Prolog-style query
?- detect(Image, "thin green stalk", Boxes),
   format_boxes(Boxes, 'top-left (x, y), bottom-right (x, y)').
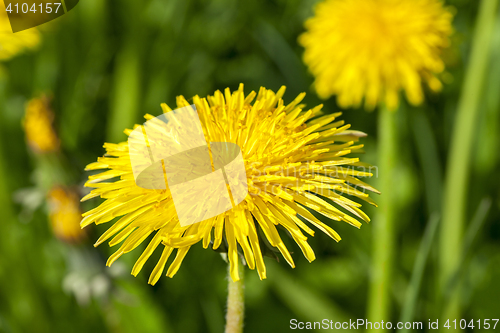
top-left (225, 262), bottom-right (245, 333)
top-left (367, 104), bottom-right (397, 327)
top-left (439, 0), bottom-right (498, 321)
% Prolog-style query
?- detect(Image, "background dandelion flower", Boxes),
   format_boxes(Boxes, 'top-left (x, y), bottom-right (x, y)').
top-left (22, 96), bottom-right (60, 154)
top-left (299, 0), bottom-right (454, 110)
top-left (82, 84), bottom-right (378, 284)
top-left (47, 186), bottom-right (86, 243)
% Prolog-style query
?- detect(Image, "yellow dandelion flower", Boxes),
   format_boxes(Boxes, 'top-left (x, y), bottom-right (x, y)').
top-left (0, 4), bottom-right (40, 61)
top-left (22, 96), bottom-right (60, 153)
top-left (82, 85), bottom-right (378, 284)
top-left (47, 186), bottom-right (86, 243)
top-left (299, 0), bottom-right (454, 110)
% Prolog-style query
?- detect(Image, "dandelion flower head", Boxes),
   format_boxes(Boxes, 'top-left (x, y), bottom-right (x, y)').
top-left (299, 0), bottom-right (454, 110)
top-left (82, 85), bottom-right (378, 284)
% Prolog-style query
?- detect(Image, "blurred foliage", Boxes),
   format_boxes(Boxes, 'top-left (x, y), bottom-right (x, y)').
top-left (0, 0), bottom-right (500, 332)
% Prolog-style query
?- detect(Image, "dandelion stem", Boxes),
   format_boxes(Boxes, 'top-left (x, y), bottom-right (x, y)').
top-left (439, 0), bottom-right (498, 320)
top-left (367, 104), bottom-right (397, 326)
top-left (225, 262), bottom-right (245, 333)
